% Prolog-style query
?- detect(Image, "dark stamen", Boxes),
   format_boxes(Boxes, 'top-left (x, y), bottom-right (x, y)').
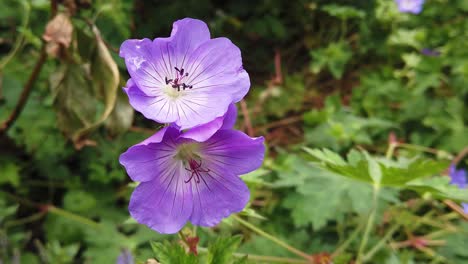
top-left (185, 159), bottom-right (210, 184)
top-left (165, 67), bottom-right (194, 91)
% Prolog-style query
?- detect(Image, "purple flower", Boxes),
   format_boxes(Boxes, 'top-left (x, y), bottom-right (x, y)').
top-left (116, 249), bottom-right (134, 264)
top-left (120, 18), bottom-right (250, 130)
top-left (421, 48), bottom-right (441, 57)
top-left (449, 165), bottom-right (468, 214)
top-left (119, 106), bottom-right (265, 233)
top-left (395, 0), bottom-right (425, 14)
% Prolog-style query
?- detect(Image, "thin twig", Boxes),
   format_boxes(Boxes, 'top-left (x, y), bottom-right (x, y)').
top-left (0, 45), bottom-right (47, 133)
top-left (443, 200), bottom-right (468, 221)
top-left (254, 115), bottom-right (303, 133)
top-left (232, 214), bottom-right (314, 262)
top-left (240, 100), bottom-right (254, 136)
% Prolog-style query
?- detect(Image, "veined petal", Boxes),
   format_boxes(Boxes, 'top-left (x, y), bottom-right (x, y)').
top-left (129, 162), bottom-right (193, 234)
top-left (189, 167), bottom-right (249, 226)
top-left (179, 104), bottom-right (238, 142)
top-left (200, 130), bottom-right (265, 175)
top-left (185, 38), bottom-right (250, 103)
top-left (120, 38), bottom-right (168, 96)
top-left (168, 18), bottom-right (211, 69)
top-left (175, 91), bottom-right (232, 130)
top-left (119, 127), bottom-right (177, 182)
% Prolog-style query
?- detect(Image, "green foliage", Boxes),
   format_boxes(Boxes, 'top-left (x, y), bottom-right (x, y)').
top-left (310, 41), bottom-right (352, 79)
top-left (207, 235), bottom-right (243, 264)
top-left (305, 148), bottom-right (449, 187)
top-left (151, 241), bottom-right (199, 264)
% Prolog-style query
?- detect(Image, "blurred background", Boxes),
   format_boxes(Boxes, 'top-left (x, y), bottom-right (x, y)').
top-left (1, 0), bottom-right (468, 263)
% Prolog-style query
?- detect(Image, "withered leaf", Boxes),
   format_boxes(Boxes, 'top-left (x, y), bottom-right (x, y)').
top-left (50, 24), bottom-right (119, 148)
top-left (43, 13), bottom-right (73, 58)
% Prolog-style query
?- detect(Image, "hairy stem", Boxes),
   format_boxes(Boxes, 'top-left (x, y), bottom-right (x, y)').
top-left (356, 184), bottom-right (380, 264)
top-left (232, 214), bottom-right (314, 262)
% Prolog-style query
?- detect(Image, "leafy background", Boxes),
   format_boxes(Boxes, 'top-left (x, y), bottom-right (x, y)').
top-left (1, 0), bottom-right (468, 263)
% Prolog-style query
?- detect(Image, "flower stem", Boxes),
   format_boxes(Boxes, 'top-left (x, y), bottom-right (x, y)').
top-left (46, 205), bottom-right (100, 229)
top-left (331, 219), bottom-right (366, 258)
top-left (232, 214), bottom-right (313, 262)
top-left (362, 224), bottom-right (399, 262)
top-left (356, 184), bottom-right (380, 264)
top-left (197, 247), bottom-right (308, 263)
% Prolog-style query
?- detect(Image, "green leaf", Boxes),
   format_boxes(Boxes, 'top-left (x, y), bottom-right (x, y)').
top-left (304, 148), bottom-right (448, 187)
top-left (0, 160), bottom-right (20, 187)
top-left (207, 235), bottom-right (243, 264)
top-left (321, 4), bottom-right (365, 20)
top-left (310, 42), bottom-right (352, 79)
top-left (405, 177), bottom-right (468, 202)
top-left (150, 241), bottom-right (198, 264)
top-left (63, 190), bottom-right (96, 214)
top-left (104, 85), bottom-right (134, 136)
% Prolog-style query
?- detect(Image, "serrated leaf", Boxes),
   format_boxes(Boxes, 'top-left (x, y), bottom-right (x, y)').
top-left (207, 235), bottom-right (243, 264)
top-left (406, 177), bottom-right (468, 202)
top-left (304, 148), bottom-right (449, 187)
top-left (150, 241), bottom-right (198, 264)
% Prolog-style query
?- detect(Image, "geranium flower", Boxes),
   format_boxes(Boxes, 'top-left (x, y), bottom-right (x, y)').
top-left (119, 106), bottom-right (265, 233)
top-left (448, 165), bottom-right (468, 214)
top-left (116, 249), bottom-right (134, 264)
top-left (395, 0), bottom-right (425, 14)
top-left (120, 18), bottom-right (250, 130)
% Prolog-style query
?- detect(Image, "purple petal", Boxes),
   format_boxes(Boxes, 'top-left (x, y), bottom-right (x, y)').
top-left (129, 162), bottom-right (193, 234)
top-left (179, 104), bottom-right (238, 142)
top-left (395, 0), bottom-right (425, 14)
top-left (120, 38), bottom-right (167, 96)
top-left (123, 79), bottom-right (178, 124)
top-left (220, 104), bottom-right (238, 130)
top-left (169, 18), bottom-right (211, 67)
top-left (189, 167), bottom-right (250, 226)
top-left (116, 249), bottom-right (134, 264)
top-left (185, 37), bottom-right (250, 103)
top-left (201, 130), bottom-right (265, 175)
top-left (463, 203), bottom-right (468, 214)
top-left (449, 165), bottom-right (467, 189)
top-left (119, 127), bottom-right (176, 182)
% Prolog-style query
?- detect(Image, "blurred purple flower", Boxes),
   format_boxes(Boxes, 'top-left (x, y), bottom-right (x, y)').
top-left (421, 48), bottom-right (440, 57)
top-left (449, 165), bottom-right (468, 214)
top-left (120, 18), bottom-right (250, 130)
top-left (116, 249), bottom-right (134, 264)
top-left (119, 106), bottom-right (265, 233)
top-left (395, 0), bottom-right (425, 14)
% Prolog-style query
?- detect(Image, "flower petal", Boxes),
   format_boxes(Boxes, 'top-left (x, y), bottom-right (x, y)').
top-left (168, 18), bottom-right (211, 68)
top-left (201, 130), bottom-right (265, 175)
top-left (120, 38), bottom-right (167, 96)
top-left (189, 167), bottom-right (249, 226)
top-left (124, 79), bottom-right (185, 124)
top-left (179, 104), bottom-right (237, 142)
top-left (185, 37), bottom-right (250, 103)
top-left (119, 127), bottom-right (177, 182)
top-left (129, 162), bottom-right (193, 234)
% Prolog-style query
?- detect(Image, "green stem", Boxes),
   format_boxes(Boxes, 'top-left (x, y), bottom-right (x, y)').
top-left (232, 215), bottom-right (313, 262)
top-left (47, 205), bottom-right (100, 229)
top-left (5, 211), bottom-right (46, 229)
top-left (362, 224), bottom-right (399, 261)
top-left (331, 219), bottom-right (366, 258)
top-left (396, 143), bottom-right (453, 159)
top-left (356, 185), bottom-right (380, 264)
top-left (197, 247), bottom-right (308, 263)
top-left (385, 143), bottom-right (396, 159)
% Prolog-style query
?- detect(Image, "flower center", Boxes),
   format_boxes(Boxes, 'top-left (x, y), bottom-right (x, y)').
top-left (165, 67), bottom-right (193, 92)
top-left (174, 143), bottom-right (210, 184)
